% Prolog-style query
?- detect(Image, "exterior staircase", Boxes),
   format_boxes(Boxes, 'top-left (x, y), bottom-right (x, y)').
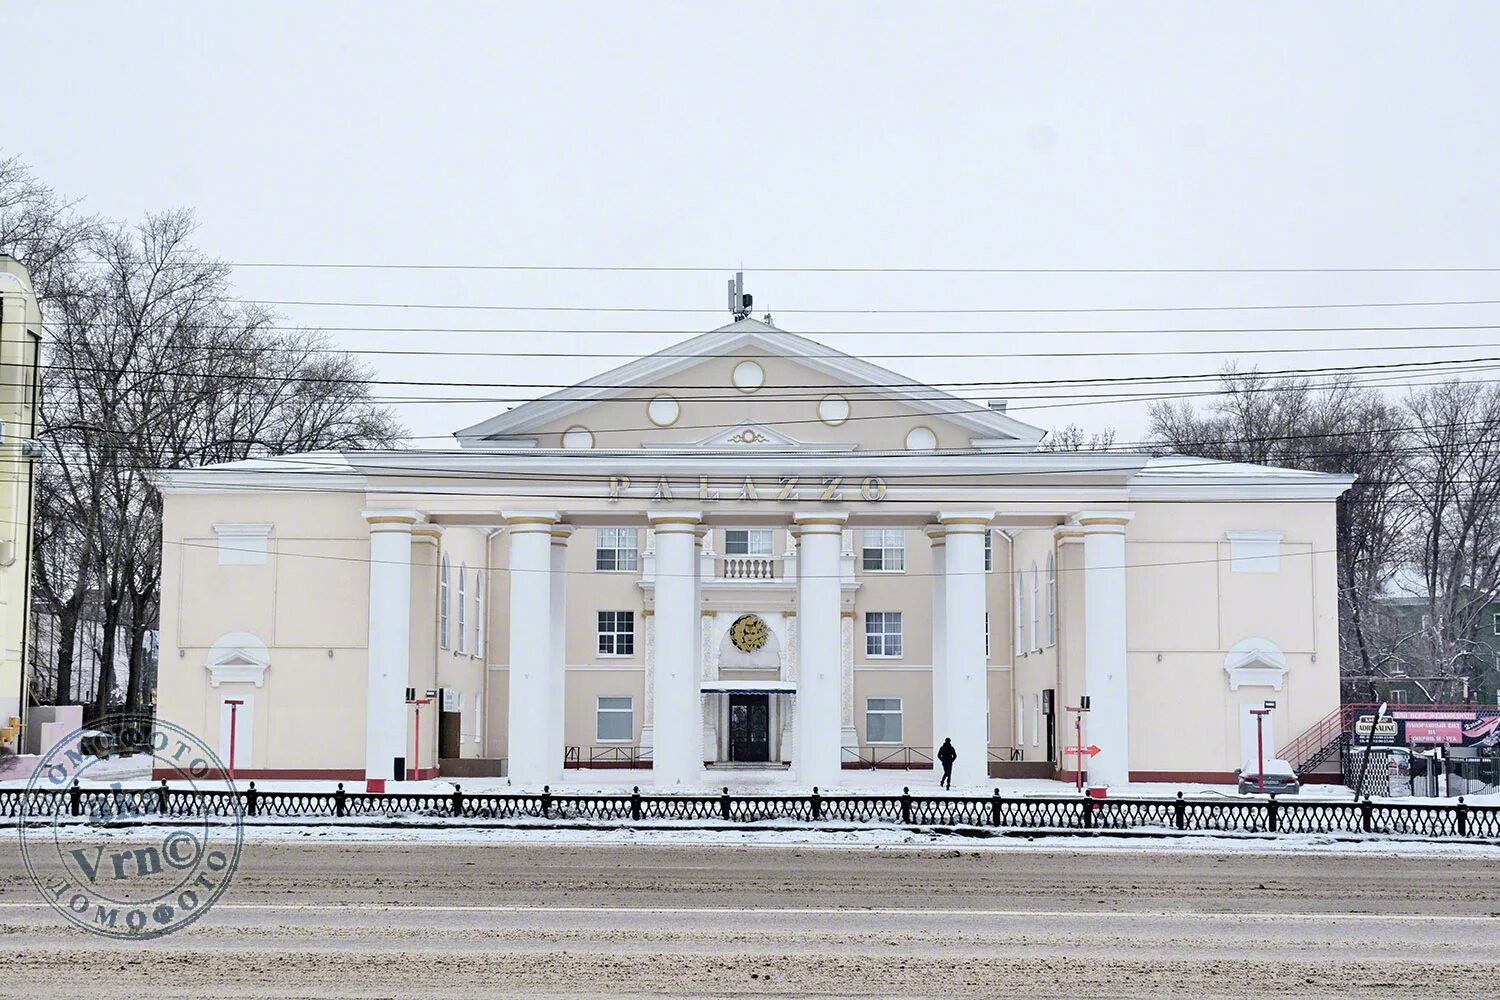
top-left (1278, 705), bottom-right (1360, 777)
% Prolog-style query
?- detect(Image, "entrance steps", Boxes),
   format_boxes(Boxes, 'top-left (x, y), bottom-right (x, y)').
top-left (706, 761), bottom-right (791, 771)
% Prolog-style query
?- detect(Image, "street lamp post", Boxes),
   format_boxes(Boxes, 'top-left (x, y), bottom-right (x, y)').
top-left (1249, 708), bottom-right (1272, 794)
top-left (1353, 701), bottom-right (1390, 798)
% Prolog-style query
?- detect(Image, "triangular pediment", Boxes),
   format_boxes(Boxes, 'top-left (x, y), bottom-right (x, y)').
top-left (453, 318), bottom-right (1046, 451)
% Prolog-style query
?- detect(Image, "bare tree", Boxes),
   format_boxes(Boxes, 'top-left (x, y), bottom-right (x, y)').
top-left (2, 153), bottom-right (403, 718)
top-left (1040, 423), bottom-right (1117, 452)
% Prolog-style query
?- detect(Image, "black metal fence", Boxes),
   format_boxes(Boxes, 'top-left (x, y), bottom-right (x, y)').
top-left (3, 781), bottom-right (1499, 838)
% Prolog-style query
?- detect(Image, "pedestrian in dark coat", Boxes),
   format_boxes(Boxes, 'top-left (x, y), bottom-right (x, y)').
top-left (937, 738), bottom-right (957, 789)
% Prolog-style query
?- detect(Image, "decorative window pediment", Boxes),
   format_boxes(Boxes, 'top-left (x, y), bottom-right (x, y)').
top-left (1224, 637), bottom-right (1288, 690)
top-left (206, 631), bottom-right (270, 687)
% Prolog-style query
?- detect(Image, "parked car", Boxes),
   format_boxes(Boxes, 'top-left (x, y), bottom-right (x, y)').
top-left (1236, 758), bottom-right (1300, 795)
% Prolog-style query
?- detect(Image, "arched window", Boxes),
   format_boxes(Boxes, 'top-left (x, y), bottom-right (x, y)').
top-left (439, 554), bottom-right (451, 649)
top-left (457, 563), bottom-right (469, 653)
top-left (475, 570), bottom-right (485, 659)
top-left (1030, 562), bottom-right (1039, 652)
top-left (1046, 551), bottom-right (1056, 647)
top-left (1014, 572), bottom-right (1025, 658)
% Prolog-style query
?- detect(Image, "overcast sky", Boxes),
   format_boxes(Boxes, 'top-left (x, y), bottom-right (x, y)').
top-left (9, 3), bottom-right (1500, 446)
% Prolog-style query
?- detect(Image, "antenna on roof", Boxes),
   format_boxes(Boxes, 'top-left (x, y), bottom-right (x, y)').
top-left (727, 271), bottom-right (752, 321)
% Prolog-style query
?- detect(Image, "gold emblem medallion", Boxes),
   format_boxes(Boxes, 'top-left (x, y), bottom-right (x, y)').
top-left (729, 613), bottom-right (769, 653)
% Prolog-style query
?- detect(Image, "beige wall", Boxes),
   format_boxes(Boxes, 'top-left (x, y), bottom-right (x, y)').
top-left (0, 258), bottom-right (40, 750)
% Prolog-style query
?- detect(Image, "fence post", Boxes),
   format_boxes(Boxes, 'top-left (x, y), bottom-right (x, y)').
top-left (810, 786), bottom-right (822, 822)
top-left (991, 789), bottom-right (1002, 827)
top-left (1267, 793), bottom-right (1278, 833)
top-left (335, 782), bottom-right (346, 818)
top-left (1456, 796), bottom-right (1469, 838)
top-left (1174, 791), bottom-right (1186, 831)
top-left (244, 781), bottom-right (257, 818)
top-left (720, 786), bottom-right (731, 822)
top-left (1360, 795), bottom-right (1373, 833)
top-left (541, 784), bottom-right (552, 819)
top-left (159, 779), bottom-right (171, 816)
top-left (1083, 796), bottom-right (1095, 830)
top-left (630, 786), bottom-right (642, 821)
top-left (451, 784), bottom-right (464, 818)
top-left (69, 780), bottom-right (81, 818)
top-left (900, 786), bottom-right (912, 825)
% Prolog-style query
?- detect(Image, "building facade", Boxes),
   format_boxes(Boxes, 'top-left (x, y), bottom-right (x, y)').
top-left (0, 256), bottom-right (42, 755)
top-left (153, 319), bottom-right (1352, 789)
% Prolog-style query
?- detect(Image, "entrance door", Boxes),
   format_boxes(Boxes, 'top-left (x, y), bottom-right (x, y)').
top-left (729, 694), bottom-right (771, 762)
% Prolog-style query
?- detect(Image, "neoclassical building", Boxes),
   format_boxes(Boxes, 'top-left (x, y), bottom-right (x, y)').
top-left (154, 318), bottom-right (1352, 790)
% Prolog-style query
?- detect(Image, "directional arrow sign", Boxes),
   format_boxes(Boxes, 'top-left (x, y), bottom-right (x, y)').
top-left (1064, 745), bottom-right (1102, 758)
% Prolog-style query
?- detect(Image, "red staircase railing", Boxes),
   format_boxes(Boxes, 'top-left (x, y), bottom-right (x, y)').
top-left (1277, 705), bottom-right (1360, 772)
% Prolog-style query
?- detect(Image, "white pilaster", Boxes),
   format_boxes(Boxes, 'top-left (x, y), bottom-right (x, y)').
top-left (1074, 511), bottom-right (1135, 787)
top-left (362, 510), bottom-right (424, 791)
top-left (794, 512), bottom-right (847, 788)
top-left (503, 511), bottom-right (560, 785)
top-left (940, 511), bottom-right (995, 787)
top-left (548, 525), bottom-right (573, 779)
top-left (648, 511), bottom-right (703, 787)
top-left (925, 525), bottom-right (947, 755)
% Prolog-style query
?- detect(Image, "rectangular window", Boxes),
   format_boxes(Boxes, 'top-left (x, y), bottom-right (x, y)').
top-left (475, 572), bottom-right (485, 659)
top-left (1390, 689), bottom-right (1409, 705)
top-left (597, 611), bottom-right (635, 656)
top-left (861, 528), bottom-right (906, 572)
top-left (456, 565), bottom-right (468, 654)
top-left (985, 612), bottom-right (990, 657)
top-left (724, 528), bottom-right (774, 556)
top-left (595, 527), bottom-right (640, 572)
top-left (596, 696), bottom-right (633, 742)
top-left (865, 611), bottom-right (903, 657)
top-left (983, 529), bottom-right (993, 572)
top-left (1493, 611), bottom-right (1500, 637)
top-left (865, 697), bottom-right (903, 744)
top-left (1226, 530), bottom-right (1283, 574)
top-left (1032, 693), bottom-right (1040, 747)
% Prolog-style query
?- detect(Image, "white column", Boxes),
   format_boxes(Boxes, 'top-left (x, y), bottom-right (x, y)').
top-left (941, 511), bottom-right (995, 787)
top-left (648, 511), bottom-right (703, 787)
top-left (925, 525), bottom-right (947, 755)
top-left (503, 511), bottom-right (559, 786)
top-left (1074, 511), bottom-right (1135, 786)
top-left (794, 512), bottom-right (847, 788)
top-left (548, 525), bottom-right (572, 779)
top-left (362, 510), bottom-right (423, 792)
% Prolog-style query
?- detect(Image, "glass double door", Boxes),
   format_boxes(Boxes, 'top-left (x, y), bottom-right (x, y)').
top-left (728, 694), bottom-right (771, 762)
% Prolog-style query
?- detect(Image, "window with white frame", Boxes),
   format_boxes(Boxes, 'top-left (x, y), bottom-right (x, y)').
top-left (1015, 695), bottom-right (1025, 750)
top-left (861, 529), bottom-right (906, 571)
top-left (1046, 551), bottom-right (1056, 647)
top-left (473, 692), bottom-right (483, 744)
top-left (1390, 688), bottom-right (1409, 705)
top-left (597, 611), bottom-right (635, 656)
top-left (1014, 573), bottom-right (1025, 657)
top-left (985, 612), bottom-right (990, 657)
top-left (596, 696), bottom-right (633, 741)
top-left (595, 527), bottom-right (640, 572)
top-left (1032, 693), bottom-right (1040, 746)
top-left (1493, 611), bottom-right (1500, 636)
top-left (474, 571), bottom-right (485, 659)
top-left (724, 528), bottom-right (774, 556)
top-left (865, 697), bottom-right (903, 743)
top-left (1030, 562), bottom-right (1040, 652)
top-left (865, 611), bottom-right (904, 657)
top-left (456, 563), bottom-right (468, 653)
top-left (439, 554), bottom-right (451, 649)
top-left (983, 529), bottom-right (993, 572)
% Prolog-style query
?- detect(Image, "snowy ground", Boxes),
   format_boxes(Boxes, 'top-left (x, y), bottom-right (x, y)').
top-left (6, 752), bottom-right (1497, 805)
